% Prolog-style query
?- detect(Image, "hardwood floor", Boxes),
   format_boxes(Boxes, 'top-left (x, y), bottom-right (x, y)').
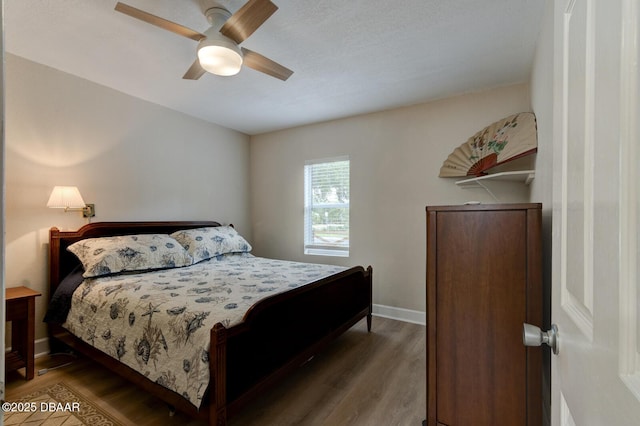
top-left (5, 317), bottom-right (425, 426)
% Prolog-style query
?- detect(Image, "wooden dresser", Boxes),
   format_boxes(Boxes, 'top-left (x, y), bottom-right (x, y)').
top-left (426, 203), bottom-right (542, 426)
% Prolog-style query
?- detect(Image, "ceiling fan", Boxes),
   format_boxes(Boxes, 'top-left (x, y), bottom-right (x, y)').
top-left (114, 0), bottom-right (293, 81)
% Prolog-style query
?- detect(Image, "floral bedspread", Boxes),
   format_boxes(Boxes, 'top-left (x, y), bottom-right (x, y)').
top-left (63, 253), bottom-right (347, 408)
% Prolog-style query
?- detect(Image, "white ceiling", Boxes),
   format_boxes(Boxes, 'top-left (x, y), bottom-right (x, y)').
top-left (4, 0), bottom-right (545, 135)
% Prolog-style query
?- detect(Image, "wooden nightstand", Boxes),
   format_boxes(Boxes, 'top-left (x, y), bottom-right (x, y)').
top-left (6, 286), bottom-right (41, 380)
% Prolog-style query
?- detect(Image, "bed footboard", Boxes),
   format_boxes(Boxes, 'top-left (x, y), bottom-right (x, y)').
top-left (209, 265), bottom-right (373, 425)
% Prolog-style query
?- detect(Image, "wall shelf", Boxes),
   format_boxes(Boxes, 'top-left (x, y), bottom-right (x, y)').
top-left (455, 170), bottom-right (535, 188)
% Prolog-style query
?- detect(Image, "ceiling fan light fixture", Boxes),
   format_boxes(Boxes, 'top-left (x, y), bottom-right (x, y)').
top-left (197, 38), bottom-right (243, 76)
top-left (114, 1), bottom-right (292, 81)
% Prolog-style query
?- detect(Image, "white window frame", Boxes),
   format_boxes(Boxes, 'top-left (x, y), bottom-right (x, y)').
top-left (304, 156), bottom-right (350, 257)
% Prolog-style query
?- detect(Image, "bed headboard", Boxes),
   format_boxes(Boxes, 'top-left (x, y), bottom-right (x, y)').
top-left (48, 221), bottom-right (222, 298)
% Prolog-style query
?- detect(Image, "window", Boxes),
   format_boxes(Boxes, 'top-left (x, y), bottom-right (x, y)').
top-left (304, 157), bottom-right (350, 257)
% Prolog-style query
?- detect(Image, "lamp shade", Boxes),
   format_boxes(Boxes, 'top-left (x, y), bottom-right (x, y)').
top-left (197, 36), bottom-right (243, 76)
top-left (47, 186), bottom-right (86, 209)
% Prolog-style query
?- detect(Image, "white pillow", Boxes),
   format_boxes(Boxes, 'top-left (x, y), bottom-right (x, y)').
top-left (67, 234), bottom-right (193, 278)
top-left (171, 226), bottom-right (252, 263)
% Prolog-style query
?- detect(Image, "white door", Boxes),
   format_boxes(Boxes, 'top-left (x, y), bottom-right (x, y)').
top-left (551, 0), bottom-right (640, 424)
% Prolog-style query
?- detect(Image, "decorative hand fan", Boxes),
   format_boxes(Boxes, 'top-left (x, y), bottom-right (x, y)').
top-left (439, 112), bottom-right (537, 177)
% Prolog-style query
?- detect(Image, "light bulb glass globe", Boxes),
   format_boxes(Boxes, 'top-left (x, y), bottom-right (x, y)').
top-left (198, 45), bottom-right (242, 76)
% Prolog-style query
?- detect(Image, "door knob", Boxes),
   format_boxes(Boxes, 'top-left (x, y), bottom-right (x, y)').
top-left (522, 323), bottom-right (559, 355)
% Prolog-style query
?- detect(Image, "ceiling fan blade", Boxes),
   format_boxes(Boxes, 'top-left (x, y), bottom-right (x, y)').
top-left (115, 2), bottom-right (206, 42)
top-left (241, 48), bottom-right (293, 81)
top-left (220, 0), bottom-right (278, 44)
top-left (183, 59), bottom-right (206, 80)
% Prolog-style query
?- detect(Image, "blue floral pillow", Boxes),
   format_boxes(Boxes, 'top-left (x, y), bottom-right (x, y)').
top-left (67, 234), bottom-right (194, 278)
top-left (171, 226), bottom-right (252, 263)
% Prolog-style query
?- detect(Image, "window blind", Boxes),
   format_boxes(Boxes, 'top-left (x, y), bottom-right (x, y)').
top-left (304, 157), bottom-right (350, 256)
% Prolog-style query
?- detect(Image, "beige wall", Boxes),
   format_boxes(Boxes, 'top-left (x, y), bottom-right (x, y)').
top-left (5, 54), bottom-right (251, 342)
top-left (250, 83), bottom-right (534, 315)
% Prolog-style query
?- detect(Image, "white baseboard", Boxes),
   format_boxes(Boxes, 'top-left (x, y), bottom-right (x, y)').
top-left (5, 338), bottom-right (51, 361)
top-left (372, 304), bottom-right (426, 325)
top-left (35, 337), bottom-right (51, 358)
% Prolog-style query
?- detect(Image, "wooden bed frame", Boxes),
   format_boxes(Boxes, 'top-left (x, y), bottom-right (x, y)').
top-left (48, 221), bottom-right (373, 425)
